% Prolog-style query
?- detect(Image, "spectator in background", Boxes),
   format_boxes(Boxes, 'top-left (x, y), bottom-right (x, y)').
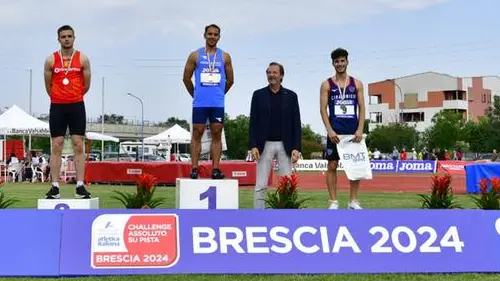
top-left (372, 148), bottom-right (381, 160)
top-left (492, 149), bottom-right (498, 162)
top-left (444, 149), bottom-right (451, 160)
top-left (392, 146), bottom-right (399, 160)
top-left (400, 148), bottom-right (407, 160)
top-left (6, 153), bottom-right (18, 165)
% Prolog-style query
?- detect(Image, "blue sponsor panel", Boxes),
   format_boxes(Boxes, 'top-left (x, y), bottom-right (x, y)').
top-left (59, 209), bottom-right (500, 275)
top-left (370, 160), bottom-right (398, 172)
top-left (0, 210), bottom-right (62, 276)
top-left (397, 160), bottom-right (437, 173)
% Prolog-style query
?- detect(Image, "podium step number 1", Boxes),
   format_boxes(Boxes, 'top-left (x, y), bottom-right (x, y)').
top-left (176, 179), bottom-right (239, 209)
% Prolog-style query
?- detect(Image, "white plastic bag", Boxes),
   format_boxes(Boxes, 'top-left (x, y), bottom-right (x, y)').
top-left (199, 120), bottom-right (227, 155)
top-left (337, 134), bottom-right (372, 181)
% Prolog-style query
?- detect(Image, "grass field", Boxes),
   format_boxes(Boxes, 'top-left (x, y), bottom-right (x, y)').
top-left (0, 182), bottom-right (498, 281)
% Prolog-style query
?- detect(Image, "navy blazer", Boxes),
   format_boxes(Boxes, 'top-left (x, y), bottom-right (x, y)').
top-left (248, 85), bottom-right (302, 156)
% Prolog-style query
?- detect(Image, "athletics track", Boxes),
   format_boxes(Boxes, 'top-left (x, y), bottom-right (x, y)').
top-left (266, 172), bottom-right (467, 194)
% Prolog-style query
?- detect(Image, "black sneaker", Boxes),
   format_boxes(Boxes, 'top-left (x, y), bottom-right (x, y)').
top-left (75, 185), bottom-right (91, 199)
top-left (190, 168), bottom-right (199, 179)
top-left (45, 186), bottom-right (60, 199)
top-left (212, 168), bottom-right (224, 179)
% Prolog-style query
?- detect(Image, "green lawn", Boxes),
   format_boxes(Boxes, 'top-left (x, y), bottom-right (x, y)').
top-left (0, 182), bottom-right (496, 281)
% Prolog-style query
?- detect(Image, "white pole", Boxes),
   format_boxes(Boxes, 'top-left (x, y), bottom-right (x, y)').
top-left (29, 68), bottom-right (33, 151)
top-left (101, 77), bottom-right (105, 159)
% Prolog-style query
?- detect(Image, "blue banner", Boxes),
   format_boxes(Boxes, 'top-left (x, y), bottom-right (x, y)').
top-left (397, 160), bottom-right (437, 173)
top-left (58, 209), bottom-right (500, 275)
top-left (0, 210), bottom-right (62, 276)
top-left (370, 160), bottom-right (398, 172)
top-left (3, 208), bottom-right (500, 276)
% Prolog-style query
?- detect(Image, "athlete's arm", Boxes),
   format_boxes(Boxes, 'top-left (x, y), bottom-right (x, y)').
top-left (82, 54), bottom-right (91, 94)
top-left (355, 79), bottom-right (365, 133)
top-left (320, 80), bottom-right (334, 133)
top-left (224, 52), bottom-right (234, 94)
top-left (43, 56), bottom-right (54, 96)
top-left (182, 51), bottom-right (197, 97)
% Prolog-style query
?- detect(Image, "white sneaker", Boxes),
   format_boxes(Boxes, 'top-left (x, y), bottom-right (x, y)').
top-left (348, 200), bottom-right (363, 210)
top-left (328, 200), bottom-right (339, 209)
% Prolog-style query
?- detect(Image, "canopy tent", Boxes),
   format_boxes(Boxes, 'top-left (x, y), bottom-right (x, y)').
top-left (144, 124), bottom-right (190, 144)
top-left (0, 105), bottom-right (50, 135)
top-left (85, 132), bottom-right (119, 143)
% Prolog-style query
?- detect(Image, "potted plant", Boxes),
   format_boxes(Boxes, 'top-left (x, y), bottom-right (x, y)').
top-left (418, 173), bottom-right (461, 209)
top-left (469, 177), bottom-right (500, 210)
top-left (111, 173), bottom-right (166, 209)
top-left (264, 173), bottom-right (310, 209)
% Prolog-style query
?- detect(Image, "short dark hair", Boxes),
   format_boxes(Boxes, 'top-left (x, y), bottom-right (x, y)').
top-left (331, 48), bottom-right (348, 61)
top-left (268, 62), bottom-right (285, 82)
top-left (268, 62), bottom-right (285, 76)
top-left (204, 24), bottom-right (220, 34)
top-left (57, 25), bottom-right (74, 37)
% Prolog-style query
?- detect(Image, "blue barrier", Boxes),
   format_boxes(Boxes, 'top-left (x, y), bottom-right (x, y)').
top-left (465, 162), bottom-right (500, 193)
top-left (2, 208), bottom-right (500, 276)
top-left (0, 210), bottom-right (62, 277)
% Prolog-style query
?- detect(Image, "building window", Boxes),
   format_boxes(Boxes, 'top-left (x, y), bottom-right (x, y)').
top-left (402, 112), bottom-right (424, 122)
top-left (482, 94), bottom-right (487, 103)
top-left (370, 112), bottom-right (382, 123)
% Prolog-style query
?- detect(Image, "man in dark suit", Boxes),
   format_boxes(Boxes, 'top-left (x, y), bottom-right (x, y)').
top-left (248, 62), bottom-right (302, 209)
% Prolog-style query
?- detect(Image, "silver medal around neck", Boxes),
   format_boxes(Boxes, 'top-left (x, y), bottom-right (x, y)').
top-left (62, 78), bottom-right (70, 85)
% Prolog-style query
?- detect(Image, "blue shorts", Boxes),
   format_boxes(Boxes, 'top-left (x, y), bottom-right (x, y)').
top-left (192, 107), bottom-right (225, 125)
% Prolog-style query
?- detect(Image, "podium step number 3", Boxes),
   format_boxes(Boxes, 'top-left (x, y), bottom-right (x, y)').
top-left (176, 179), bottom-right (239, 209)
top-left (37, 198), bottom-right (100, 210)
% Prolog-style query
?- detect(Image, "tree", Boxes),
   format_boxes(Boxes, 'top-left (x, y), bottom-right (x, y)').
top-left (367, 123), bottom-right (419, 152)
top-left (223, 114), bottom-right (250, 159)
top-left (98, 114), bottom-right (124, 124)
top-left (301, 124), bottom-right (323, 159)
top-left (422, 110), bottom-right (464, 150)
top-left (460, 117), bottom-right (492, 153)
top-left (157, 117), bottom-right (190, 131)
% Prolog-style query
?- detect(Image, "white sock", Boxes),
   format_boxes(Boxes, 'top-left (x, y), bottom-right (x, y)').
top-left (52, 182), bottom-right (59, 188)
top-left (77, 181), bottom-right (84, 187)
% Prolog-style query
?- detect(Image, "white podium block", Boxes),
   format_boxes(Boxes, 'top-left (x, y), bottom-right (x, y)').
top-left (37, 198), bottom-right (100, 210)
top-left (176, 179), bottom-right (239, 209)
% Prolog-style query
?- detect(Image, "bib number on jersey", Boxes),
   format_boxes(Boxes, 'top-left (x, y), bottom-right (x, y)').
top-left (200, 72), bottom-right (221, 87)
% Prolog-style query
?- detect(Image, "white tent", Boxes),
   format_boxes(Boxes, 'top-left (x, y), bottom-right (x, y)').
top-left (144, 124), bottom-right (191, 144)
top-left (86, 132), bottom-right (119, 143)
top-left (0, 105), bottom-right (50, 135)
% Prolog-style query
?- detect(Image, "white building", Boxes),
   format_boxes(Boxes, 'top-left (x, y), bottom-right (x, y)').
top-left (368, 72), bottom-right (500, 132)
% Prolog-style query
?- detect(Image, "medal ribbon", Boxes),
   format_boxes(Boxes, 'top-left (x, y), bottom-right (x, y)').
top-left (205, 48), bottom-right (217, 73)
top-left (59, 50), bottom-right (75, 78)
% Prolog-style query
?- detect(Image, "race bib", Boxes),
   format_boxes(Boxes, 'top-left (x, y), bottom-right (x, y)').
top-left (200, 73), bottom-right (221, 87)
top-left (334, 104), bottom-right (355, 117)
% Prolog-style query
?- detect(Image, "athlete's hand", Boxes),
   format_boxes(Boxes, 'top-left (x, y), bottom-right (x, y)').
top-left (352, 130), bottom-right (363, 143)
top-left (328, 130), bottom-right (340, 144)
top-left (291, 150), bottom-right (301, 163)
top-left (251, 147), bottom-right (260, 161)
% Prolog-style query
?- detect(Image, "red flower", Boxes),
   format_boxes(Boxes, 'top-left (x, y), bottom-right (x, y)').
top-left (289, 173), bottom-right (299, 193)
top-left (138, 173), bottom-right (156, 193)
top-left (430, 173), bottom-right (452, 195)
top-left (491, 177), bottom-right (500, 193)
top-left (479, 178), bottom-right (489, 194)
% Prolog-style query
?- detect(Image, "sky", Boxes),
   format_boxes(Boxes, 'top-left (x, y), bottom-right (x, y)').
top-left (0, 0), bottom-right (498, 135)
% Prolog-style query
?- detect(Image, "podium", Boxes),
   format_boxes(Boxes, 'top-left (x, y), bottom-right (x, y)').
top-left (176, 178), bottom-right (239, 209)
top-left (37, 198), bottom-right (100, 210)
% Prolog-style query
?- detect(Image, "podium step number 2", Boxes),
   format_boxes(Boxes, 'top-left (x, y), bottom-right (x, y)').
top-left (176, 179), bottom-right (239, 209)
